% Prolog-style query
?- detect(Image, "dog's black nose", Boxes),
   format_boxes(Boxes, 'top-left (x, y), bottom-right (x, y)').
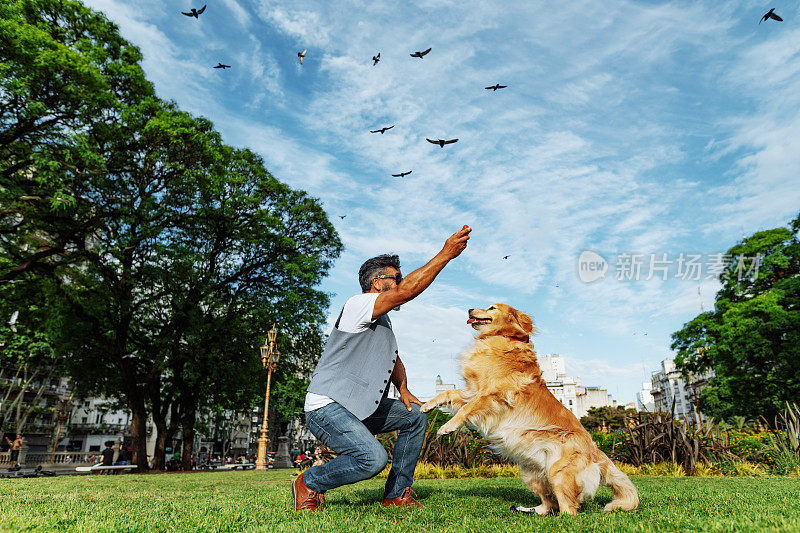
top-left (468, 308), bottom-right (474, 313)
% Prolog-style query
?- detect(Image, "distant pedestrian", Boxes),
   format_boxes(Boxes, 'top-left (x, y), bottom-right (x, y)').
top-left (99, 441), bottom-right (116, 474)
top-left (114, 444), bottom-right (130, 466)
top-left (5, 434), bottom-right (23, 471)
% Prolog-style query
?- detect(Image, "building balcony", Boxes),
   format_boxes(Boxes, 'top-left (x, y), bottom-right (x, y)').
top-left (68, 423), bottom-right (131, 434)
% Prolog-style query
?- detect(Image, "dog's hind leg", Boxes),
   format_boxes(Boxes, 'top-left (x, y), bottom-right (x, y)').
top-left (520, 467), bottom-right (558, 515)
top-left (548, 456), bottom-right (585, 515)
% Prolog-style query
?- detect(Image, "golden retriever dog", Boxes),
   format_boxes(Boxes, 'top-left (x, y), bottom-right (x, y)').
top-left (420, 304), bottom-right (638, 515)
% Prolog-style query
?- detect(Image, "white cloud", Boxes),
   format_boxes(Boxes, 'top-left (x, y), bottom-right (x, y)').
top-left (219, 0), bottom-right (252, 28)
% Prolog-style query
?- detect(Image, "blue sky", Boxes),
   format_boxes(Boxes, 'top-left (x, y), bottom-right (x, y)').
top-left (84, 0), bottom-right (800, 403)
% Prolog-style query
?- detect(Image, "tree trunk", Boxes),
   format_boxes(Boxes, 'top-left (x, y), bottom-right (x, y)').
top-left (4, 364), bottom-right (38, 431)
top-left (151, 418), bottom-right (168, 471)
top-left (0, 366), bottom-right (23, 431)
top-left (128, 395), bottom-right (149, 471)
top-left (180, 398), bottom-right (196, 470)
top-left (151, 399), bottom-right (182, 470)
top-left (15, 372), bottom-right (52, 434)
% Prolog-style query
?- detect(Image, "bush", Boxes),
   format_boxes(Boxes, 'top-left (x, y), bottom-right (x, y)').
top-left (379, 462), bottom-right (519, 479)
top-left (763, 402), bottom-right (800, 475)
top-left (591, 431), bottom-right (625, 456)
top-left (724, 430), bottom-right (777, 464)
top-left (378, 409), bottom-right (507, 468)
top-left (580, 406), bottom-right (638, 431)
top-left (375, 405), bottom-right (800, 477)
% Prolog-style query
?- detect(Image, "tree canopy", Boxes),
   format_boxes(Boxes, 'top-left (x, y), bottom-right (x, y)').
top-left (580, 405), bottom-right (637, 432)
top-left (671, 212), bottom-right (800, 421)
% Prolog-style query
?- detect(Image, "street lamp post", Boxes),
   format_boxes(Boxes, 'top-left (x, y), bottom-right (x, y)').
top-left (255, 325), bottom-right (280, 471)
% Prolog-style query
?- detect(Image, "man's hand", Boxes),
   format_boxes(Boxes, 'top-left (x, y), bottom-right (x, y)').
top-left (439, 226), bottom-right (471, 260)
top-left (399, 386), bottom-right (423, 411)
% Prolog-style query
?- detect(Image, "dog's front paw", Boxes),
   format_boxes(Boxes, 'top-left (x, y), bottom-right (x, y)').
top-left (420, 401), bottom-right (436, 413)
top-left (437, 421), bottom-right (458, 436)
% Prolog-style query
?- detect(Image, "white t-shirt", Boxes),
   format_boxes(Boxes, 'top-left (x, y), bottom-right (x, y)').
top-left (304, 293), bottom-right (386, 412)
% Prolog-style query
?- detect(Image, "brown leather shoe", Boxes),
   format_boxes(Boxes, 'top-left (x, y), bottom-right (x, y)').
top-left (381, 487), bottom-right (422, 508)
top-left (292, 472), bottom-right (323, 511)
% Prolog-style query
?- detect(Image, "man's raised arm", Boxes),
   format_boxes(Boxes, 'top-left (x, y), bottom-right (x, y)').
top-left (372, 226), bottom-right (471, 319)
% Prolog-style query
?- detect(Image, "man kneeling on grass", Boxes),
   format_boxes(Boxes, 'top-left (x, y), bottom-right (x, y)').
top-left (293, 226), bottom-right (471, 511)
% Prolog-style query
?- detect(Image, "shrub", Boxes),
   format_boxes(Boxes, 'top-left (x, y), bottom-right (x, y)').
top-left (724, 429), bottom-right (778, 464)
top-left (763, 403), bottom-right (800, 475)
top-left (373, 405), bottom-right (799, 477)
top-left (616, 411), bottom-right (738, 475)
top-left (378, 409), bottom-right (508, 468)
top-left (591, 431), bottom-right (626, 456)
top-left (379, 462), bottom-right (519, 479)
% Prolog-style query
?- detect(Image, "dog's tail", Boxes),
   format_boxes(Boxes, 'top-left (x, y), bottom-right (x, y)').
top-left (599, 456), bottom-right (639, 512)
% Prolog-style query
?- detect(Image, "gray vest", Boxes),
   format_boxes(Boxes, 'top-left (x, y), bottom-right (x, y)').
top-left (307, 307), bottom-right (398, 420)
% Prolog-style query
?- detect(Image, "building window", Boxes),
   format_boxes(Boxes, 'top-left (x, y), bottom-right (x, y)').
top-left (85, 401), bottom-right (90, 408)
top-left (81, 417), bottom-right (87, 424)
top-left (95, 414), bottom-right (102, 424)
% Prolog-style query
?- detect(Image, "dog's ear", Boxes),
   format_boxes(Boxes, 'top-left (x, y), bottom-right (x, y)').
top-left (516, 310), bottom-right (534, 335)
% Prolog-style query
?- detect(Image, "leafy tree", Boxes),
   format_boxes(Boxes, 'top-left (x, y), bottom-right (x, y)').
top-left (47, 105), bottom-right (340, 469)
top-left (580, 405), bottom-right (637, 432)
top-left (3, 0), bottom-right (341, 471)
top-left (672, 212), bottom-right (800, 421)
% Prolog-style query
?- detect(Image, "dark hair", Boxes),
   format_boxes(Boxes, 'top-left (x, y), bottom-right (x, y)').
top-left (104, 440), bottom-right (114, 447)
top-left (358, 254), bottom-right (400, 293)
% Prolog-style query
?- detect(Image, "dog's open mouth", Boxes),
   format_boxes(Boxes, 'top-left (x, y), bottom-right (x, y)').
top-left (467, 317), bottom-right (492, 325)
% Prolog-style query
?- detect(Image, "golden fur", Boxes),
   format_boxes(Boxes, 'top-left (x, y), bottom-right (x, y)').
top-left (421, 303), bottom-right (639, 515)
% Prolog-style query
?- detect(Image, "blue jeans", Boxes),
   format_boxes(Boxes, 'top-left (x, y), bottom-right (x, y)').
top-left (303, 398), bottom-right (427, 499)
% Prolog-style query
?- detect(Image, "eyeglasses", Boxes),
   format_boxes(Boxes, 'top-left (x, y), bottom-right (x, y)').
top-left (374, 273), bottom-right (402, 284)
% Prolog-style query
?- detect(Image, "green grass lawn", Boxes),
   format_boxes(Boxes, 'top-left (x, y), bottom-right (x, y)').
top-left (1, 470), bottom-right (799, 532)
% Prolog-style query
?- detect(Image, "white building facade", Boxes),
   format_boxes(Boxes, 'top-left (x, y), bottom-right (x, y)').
top-left (539, 354), bottom-right (617, 419)
top-left (636, 382), bottom-right (655, 412)
top-left (650, 358), bottom-right (714, 423)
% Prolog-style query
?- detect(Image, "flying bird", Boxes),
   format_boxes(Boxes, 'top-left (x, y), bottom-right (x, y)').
top-left (8, 310), bottom-right (18, 333)
top-left (502, 255), bottom-right (510, 260)
top-left (410, 48), bottom-right (431, 59)
top-left (392, 171), bottom-right (412, 177)
top-left (760, 8), bottom-right (783, 23)
top-left (298, 49), bottom-right (307, 64)
top-left (426, 138), bottom-right (458, 148)
top-left (339, 215), bottom-right (346, 219)
top-left (213, 63), bottom-right (231, 69)
top-left (370, 125), bottom-right (394, 134)
top-left (372, 53), bottom-right (380, 66)
top-left (485, 84), bottom-right (507, 91)
top-left (181, 4), bottom-right (206, 17)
